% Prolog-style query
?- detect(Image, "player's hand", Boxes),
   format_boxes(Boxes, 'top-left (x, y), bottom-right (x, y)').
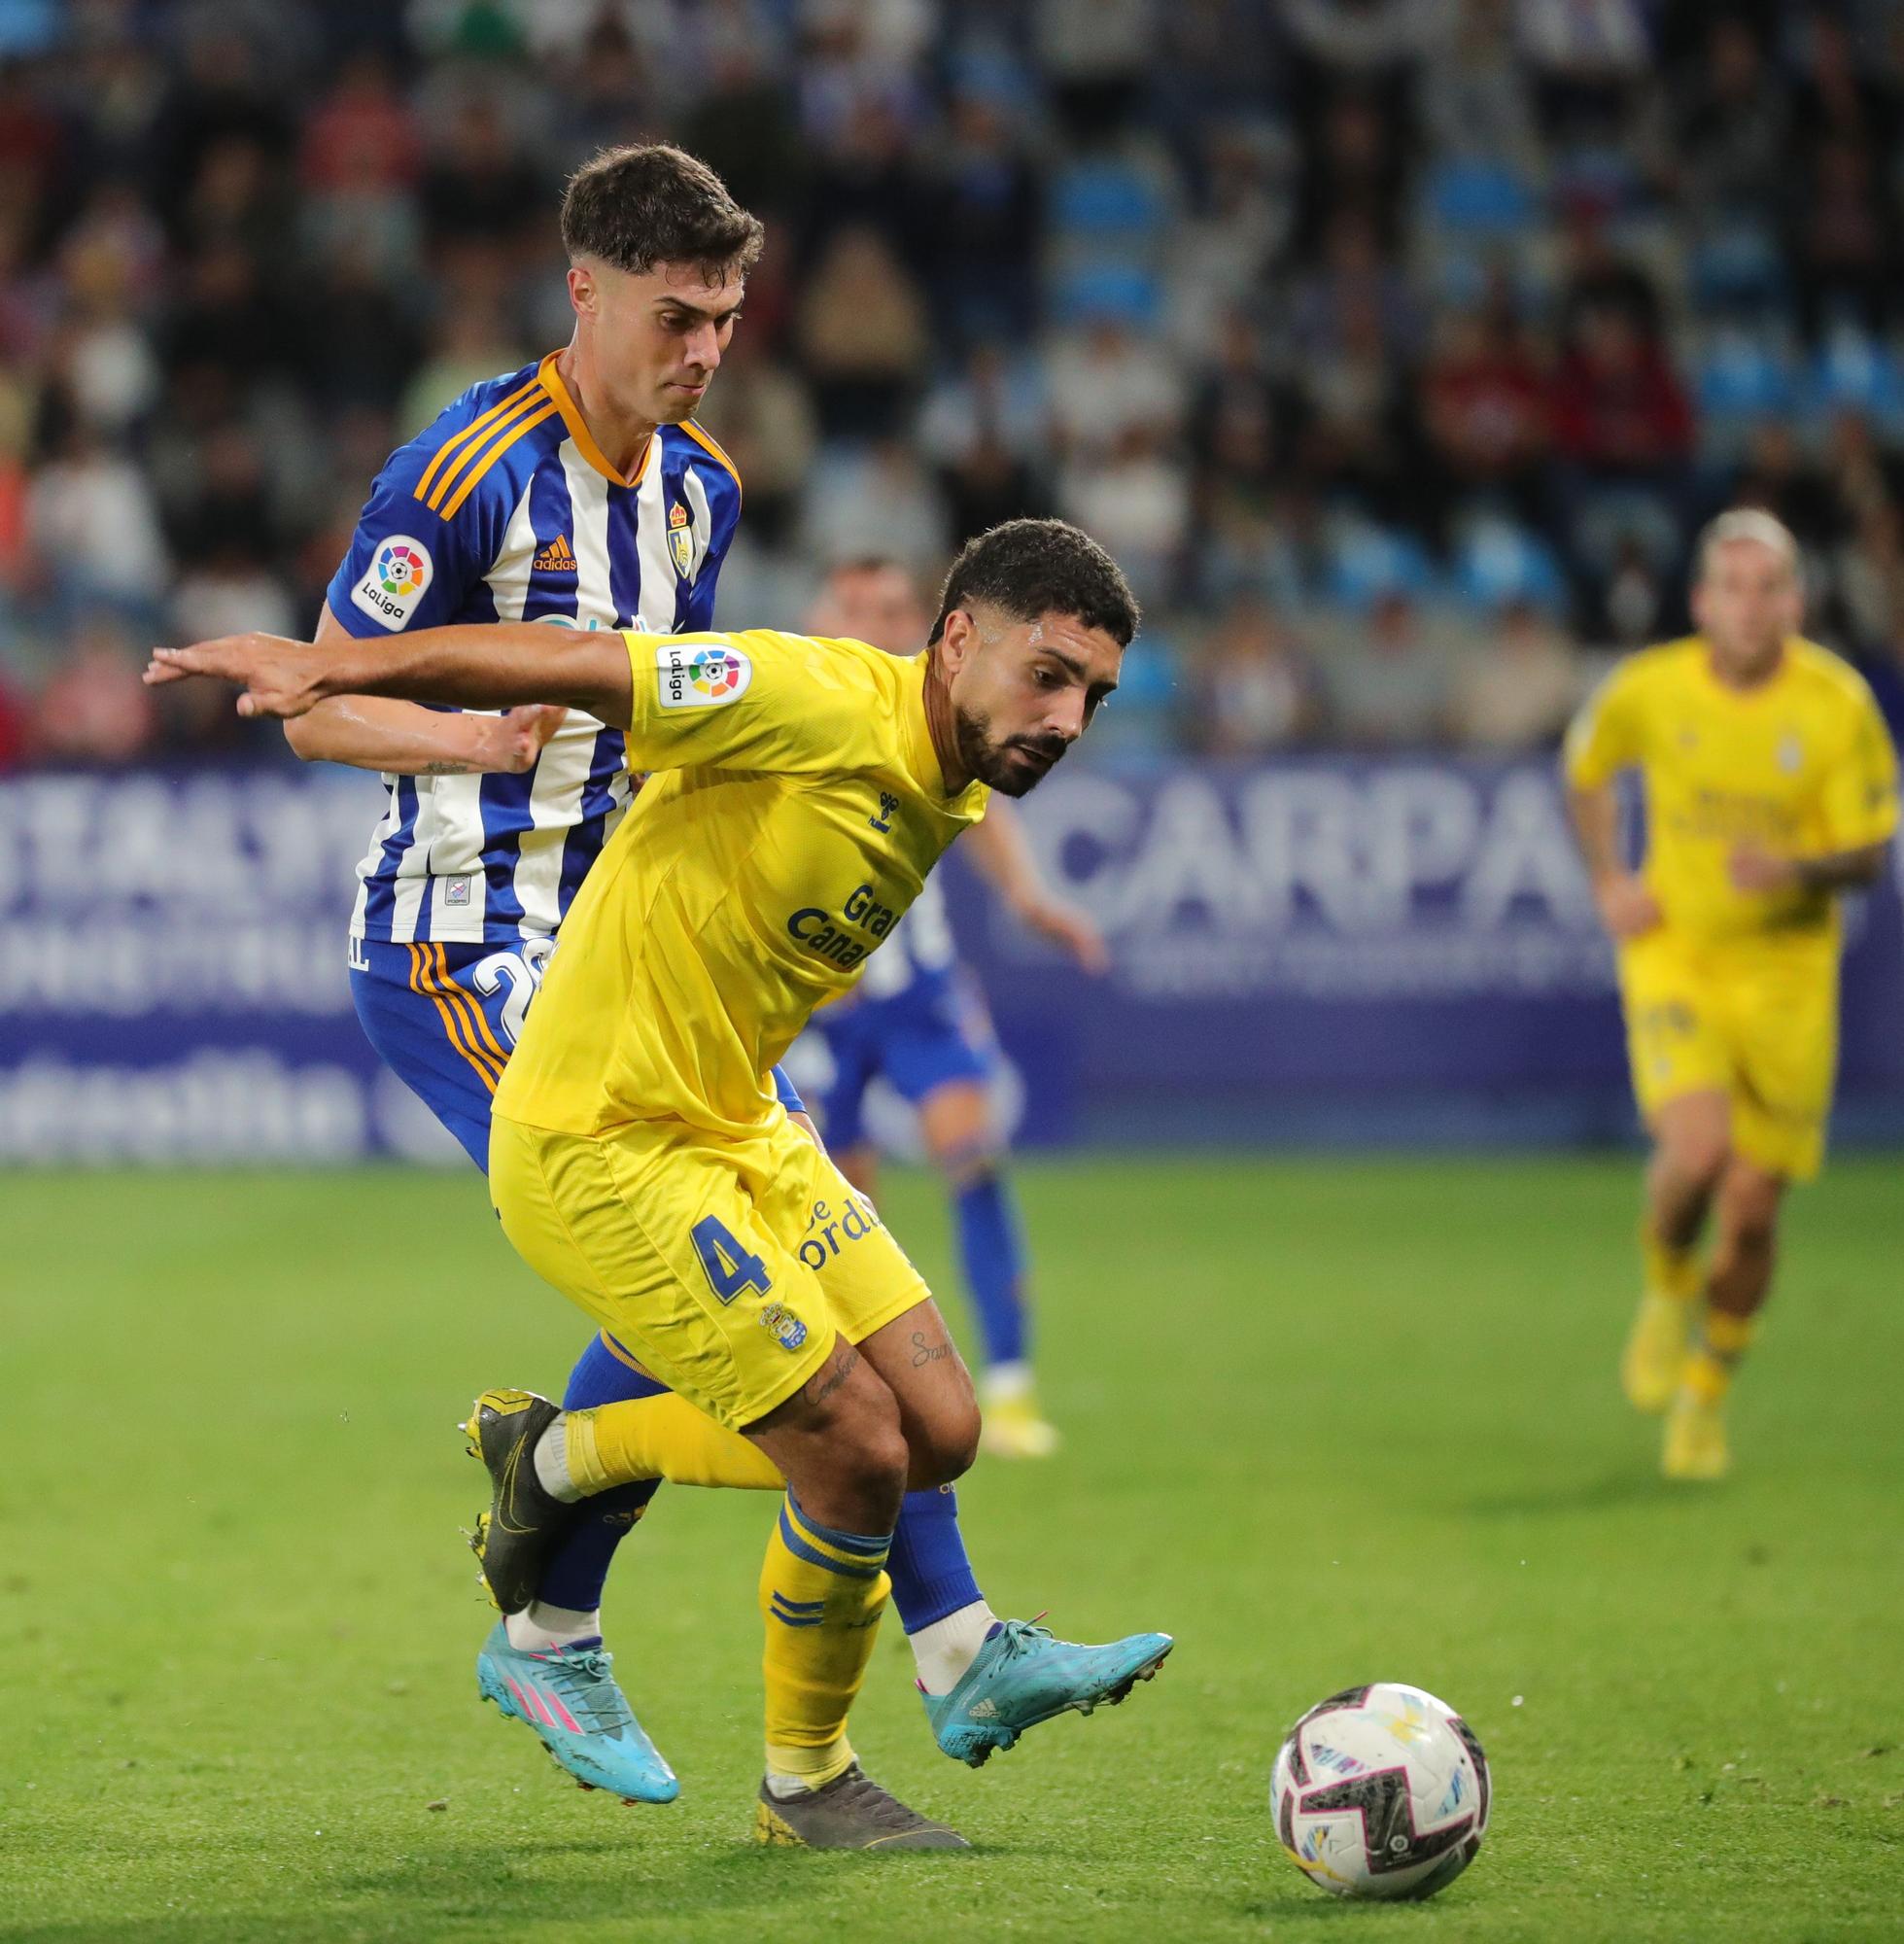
top-left (1727, 843), bottom-right (1800, 895)
top-left (1593, 871), bottom-right (1663, 940)
top-left (1013, 893), bottom-right (1111, 974)
top-left (144, 634), bottom-right (326, 718)
top-left (480, 705), bottom-right (569, 773)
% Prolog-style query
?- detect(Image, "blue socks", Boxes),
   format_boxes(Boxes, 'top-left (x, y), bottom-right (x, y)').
top-left (952, 1166), bottom-right (1029, 1369)
top-left (531, 1336), bottom-right (988, 1633)
top-left (532, 1335), bottom-right (665, 1614)
top-left (886, 1484), bottom-right (984, 1633)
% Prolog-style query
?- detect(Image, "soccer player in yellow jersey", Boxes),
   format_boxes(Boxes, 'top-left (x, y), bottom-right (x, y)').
top-left (149, 519), bottom-right (1172, 1848)
top-left (1564, 509), bottom-right (1899, 1480)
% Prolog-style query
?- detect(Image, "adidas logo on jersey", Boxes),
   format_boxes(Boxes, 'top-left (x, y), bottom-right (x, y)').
top-left (533, 534), bottom-right (577, 573)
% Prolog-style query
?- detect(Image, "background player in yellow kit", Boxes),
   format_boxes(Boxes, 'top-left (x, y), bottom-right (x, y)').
top-left (1565, 509), bottom-right (1899, 1480)
top-left (147, 519), bottom-right (1171, 1850)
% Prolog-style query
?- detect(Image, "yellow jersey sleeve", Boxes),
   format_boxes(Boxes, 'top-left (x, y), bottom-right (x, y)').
top-left (620, 629), bottom-right (894, 776)
top-left (1818, 681), bottom-right (1900, 852)
top-left (1563, 658), bottom-right (1647, 789)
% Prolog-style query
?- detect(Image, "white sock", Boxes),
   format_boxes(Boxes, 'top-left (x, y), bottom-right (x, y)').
top-left (534, 1418), bottom-right (582, 1503)
top-left (764, 1740), bottom-right (854, 1798)
top-left (984, 1361), bottom-right (1034, 1404)
top-left (506, 1601), bottom-right (602, 1652)
top-left (910, 1599), bottom-right (999, 1696)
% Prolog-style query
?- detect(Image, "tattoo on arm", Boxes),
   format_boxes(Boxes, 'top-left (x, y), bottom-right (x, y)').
top-left (420, 759), bottom-right (477, 776)
top-left (909, 1331), bottom-right (952, 1369)
top-left (804, 1346), bottom-right (860, 1406)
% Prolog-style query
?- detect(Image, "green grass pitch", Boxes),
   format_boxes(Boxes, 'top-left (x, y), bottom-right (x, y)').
top-left (4, 1155), bottom-right (1901, 1943)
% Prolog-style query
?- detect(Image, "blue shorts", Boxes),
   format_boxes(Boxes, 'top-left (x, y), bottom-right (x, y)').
top-left (350, 936), bottom-right (804, 1173)
top-left (812, 963), bottom-right (991, 1152)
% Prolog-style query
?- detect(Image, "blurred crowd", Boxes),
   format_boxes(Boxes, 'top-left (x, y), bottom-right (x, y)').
top-left (6, 0), bottom-right (1904, 768)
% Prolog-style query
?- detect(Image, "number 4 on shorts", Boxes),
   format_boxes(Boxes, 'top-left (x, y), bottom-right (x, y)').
top-left (690, 1214), bottom-right (773, 1304)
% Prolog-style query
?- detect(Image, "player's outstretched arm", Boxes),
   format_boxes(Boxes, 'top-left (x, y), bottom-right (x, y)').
top-left (279, 605), bottom-right (567, 776)
top-left (145, 624), bottom-right (636, 729)
top-left (959, 799), bottom-right (1110, 973)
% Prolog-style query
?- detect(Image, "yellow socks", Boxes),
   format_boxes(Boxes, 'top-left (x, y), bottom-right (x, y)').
top-left (1685, 1308), bottom-right (1756, 1402)
top-left (1642, 1222), bottom-right (1703, 1303)
top-left (562, 1394), bottom-right (786, 1495)
top-left (760, 1493), bottom-right (893, 1794)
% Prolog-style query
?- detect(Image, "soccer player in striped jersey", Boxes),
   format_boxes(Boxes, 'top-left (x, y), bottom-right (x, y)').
top-left (288, 148), bottom-right (1160, 1811)
top-left (795, 558), bottom-right (1109, 1456)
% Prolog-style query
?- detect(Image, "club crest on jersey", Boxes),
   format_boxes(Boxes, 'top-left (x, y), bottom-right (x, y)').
top-left (1778, 732), bottom-right (1803, 773)
top-left (757, 1301), bottom-right (809, 1353)
top-left (351, 535), bottom-right (433, 630)
top-left (669, 498), bottom-right (694, 577)
top-left (656, 639), bottom-right (751, 710)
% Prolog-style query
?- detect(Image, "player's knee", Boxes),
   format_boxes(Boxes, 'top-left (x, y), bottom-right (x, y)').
top-left (825, 1385), bottom-right (911, 1501)
top-left (910, 1394), bottom-right (982, 1487)
top-left (1664, 1128), bottom-right (1730, 1196)
top-left (937, 1146), bottom-right (1003, 1194)
top-left (1723, 1169), bottom-right (1783, 1252)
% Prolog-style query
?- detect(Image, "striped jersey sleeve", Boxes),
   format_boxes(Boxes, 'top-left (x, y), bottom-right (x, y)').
top-left (324, 364), bottom-right (547, 637)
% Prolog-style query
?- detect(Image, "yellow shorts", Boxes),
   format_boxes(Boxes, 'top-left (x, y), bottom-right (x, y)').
top-left (1617, 933), bottom-right (1839, 1181)
top-left (490, 1108), bottom-right (931, 1431)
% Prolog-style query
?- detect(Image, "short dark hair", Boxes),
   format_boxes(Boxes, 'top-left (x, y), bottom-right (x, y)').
top-left (928, 520), bottom-right (1140, 648)
top-left (560, 143), bottom-right (765, 283)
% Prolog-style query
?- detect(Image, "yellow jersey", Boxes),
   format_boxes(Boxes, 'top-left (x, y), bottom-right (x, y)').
top-left (494, 628), bottom-right (989, 1139)
top-left (1564, 635), bottom-right (1899, 953)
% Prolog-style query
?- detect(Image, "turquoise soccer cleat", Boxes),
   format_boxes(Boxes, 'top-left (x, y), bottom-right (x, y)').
top-left (476, 1620), bottom-right (680, 1804)
top-left (921, 1618), bottom-right (1174, 1767)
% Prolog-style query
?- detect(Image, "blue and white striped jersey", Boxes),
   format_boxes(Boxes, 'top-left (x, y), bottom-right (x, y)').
top-left (326, 351), bottom-right (742, 944)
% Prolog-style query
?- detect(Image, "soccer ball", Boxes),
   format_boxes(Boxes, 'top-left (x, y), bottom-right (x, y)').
top-left (1270, 1683), bottom-right (1490, 1901)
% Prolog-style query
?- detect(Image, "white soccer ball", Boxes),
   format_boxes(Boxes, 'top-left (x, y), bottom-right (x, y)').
top-left (1270, 1683), bottom-right (1491, 1901)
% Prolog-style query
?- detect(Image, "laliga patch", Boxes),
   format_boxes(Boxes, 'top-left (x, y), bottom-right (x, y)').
top-left (656, 640), bottom-right (751, 710)
top-left (351, 535), bottom-right (433, 631)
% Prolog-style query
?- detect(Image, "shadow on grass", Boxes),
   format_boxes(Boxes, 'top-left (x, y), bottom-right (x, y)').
top-left (4, 1836), bottom-right (995, 1944)
top-left (1462, 1468), bottom-right (1693, 1519)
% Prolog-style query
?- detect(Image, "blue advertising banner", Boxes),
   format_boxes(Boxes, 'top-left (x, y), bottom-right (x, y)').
top-left (0, 765), bottom-right (462, 1164)
top-left (2, 759), bottom-right (1899, 1162)
top-left (937, 757), bottom-right (1904, 1149)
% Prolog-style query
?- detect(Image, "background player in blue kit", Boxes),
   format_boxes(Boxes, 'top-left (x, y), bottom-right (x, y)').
top-left (293, 143), bottom-right (1163, 1810)
top-left (796, 558), bottom-right (1111, 1456)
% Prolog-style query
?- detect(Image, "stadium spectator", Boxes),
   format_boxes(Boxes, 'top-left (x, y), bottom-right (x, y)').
top-left (1447, 598), bottom-right (1582, 751)
top-left (792, 224), bottom-right (931, 439)
top-left (1188, 591), bottom-right (1323, 754)
top-left (1320, 589), bottom-right (1457, 749)
top-left (1419, 305), bottom-right (1550, 526)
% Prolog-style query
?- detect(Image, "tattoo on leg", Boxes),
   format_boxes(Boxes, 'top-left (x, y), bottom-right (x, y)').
top-left (805, 1346), bottom-right (860, 1406)
top-left (910, 1331), bottom-right (951, 1369)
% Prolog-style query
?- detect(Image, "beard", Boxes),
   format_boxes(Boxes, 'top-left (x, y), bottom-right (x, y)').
top-left (952, 702), bottom-right (1069, 797)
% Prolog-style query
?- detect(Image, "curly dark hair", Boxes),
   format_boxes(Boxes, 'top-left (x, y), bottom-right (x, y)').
top-left (559, 143), bottom-right (765, 283)
top-left (928, 519), bottom-right (1140, 648)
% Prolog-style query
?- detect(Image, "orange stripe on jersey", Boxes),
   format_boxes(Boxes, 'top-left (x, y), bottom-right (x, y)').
top-left (410, 943), bottom-right (502, 1092)
top-left (440, 402), bottom-right (560, 521)
top-left (682, 421), bottom-right (742, 500)
top-left (414, 376), bottom-right (541, 506)
top-left (427, 392), bottom-right (551, 516)
top-left (537, 351), bottom-right (651, 489)
top-left (598, 1331), bottom-right (656, 1376)
top-left (433, 943), bottom-right (511, 1068)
